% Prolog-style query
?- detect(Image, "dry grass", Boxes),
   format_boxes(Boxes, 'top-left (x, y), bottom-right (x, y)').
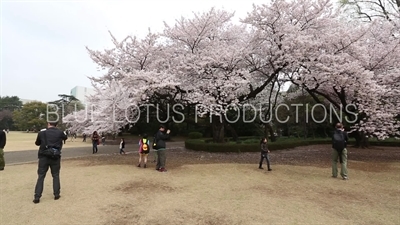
top-left (4, 131), bottom-right (93, 151)
top-left (1, 157), bottom-right (399, 225)
top-left (2, 134), bottom-right (399, 225)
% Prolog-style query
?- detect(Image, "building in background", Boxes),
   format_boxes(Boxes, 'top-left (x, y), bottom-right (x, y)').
top-left (70, 86), bottom-right (95, 104)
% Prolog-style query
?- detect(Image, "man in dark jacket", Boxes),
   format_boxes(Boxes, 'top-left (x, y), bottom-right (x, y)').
top-left (332, 123), bottom-right (349, 180)
top-left (0, 129), bottom-right (6, 171)
top-left (33, 122), bottom-right (67, 204)
top-left (155, 125), bottom-right (170, 172)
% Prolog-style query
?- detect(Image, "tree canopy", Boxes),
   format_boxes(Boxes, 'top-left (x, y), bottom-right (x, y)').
top-left (63, 0), bottom-right (400, 142)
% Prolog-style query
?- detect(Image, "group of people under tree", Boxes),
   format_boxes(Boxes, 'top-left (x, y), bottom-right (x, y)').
top-left (87, 125), bottom-right (171, 172)
top-left (16, 120), bottom-right (347, 204)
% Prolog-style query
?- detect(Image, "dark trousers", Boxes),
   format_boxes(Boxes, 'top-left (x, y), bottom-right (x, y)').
top-left (259, 153), bottom-right (271, 169)
top-left (156, 149), bottom-right (166, 169)
top-left (92, 141), bottom-right (98, 153)
top-left (34, 156), bottom-right (61, 199)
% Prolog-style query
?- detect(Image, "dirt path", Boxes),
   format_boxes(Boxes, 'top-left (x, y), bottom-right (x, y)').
top-left (71, 144), bottom-right (400, 172)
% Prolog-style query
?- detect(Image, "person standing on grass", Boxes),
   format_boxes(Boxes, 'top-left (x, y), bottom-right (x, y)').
top-left (332, 123), bottom-right (349, 180)
top-left (119, 138), bottom-right (126, 154)
top-left (33, 122), bottom-right (68, 204)
top-left (155, 125), bottom-right (170, 172)
top-left (92, 131), bottom-right (99, 154)
top-left (0, 129), bottom-right (7, 171)
top-left (63, 130), bottom-right (68, 144)
top-left (137, 134), bottom-right (150, 168)
top-left (101, 133), bottom-right (106, 146)
top-left (82, 133), bottom-right (87, 142)
top-left (259, 137), bottom-right (272, 171)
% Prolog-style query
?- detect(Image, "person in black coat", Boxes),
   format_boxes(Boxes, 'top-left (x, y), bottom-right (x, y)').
top-left (33, 122), bottom-right (67, 204)
top-left (0, 129), bottom-right (7, 171)
top-left (154, 125), bottom-right (170, 172)
top-left (259, 137), bottom-right (272, 171)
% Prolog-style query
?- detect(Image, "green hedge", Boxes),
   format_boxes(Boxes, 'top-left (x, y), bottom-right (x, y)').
top-left (369, 140), bottom-right (400, 147)
top-left (185, 138), bottom-right (400, 152)
top-left (185, 139), bottom-right (331, 152)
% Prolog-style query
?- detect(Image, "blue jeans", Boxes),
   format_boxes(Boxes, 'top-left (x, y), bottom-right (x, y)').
top-left (92, 141), bottom-right (98, 153)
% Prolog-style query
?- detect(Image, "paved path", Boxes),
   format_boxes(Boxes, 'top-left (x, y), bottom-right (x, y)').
top-left (5, 142), bottom-right (185, 165)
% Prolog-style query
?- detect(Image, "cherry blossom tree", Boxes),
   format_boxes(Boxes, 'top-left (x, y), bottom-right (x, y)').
top-left (162, 8), bottom-right (257, 142)
top-left (244, 0), bottom-right (399, 146)
top-left (340, 0), bottom-right (400, 21)
top-left (64, 0), bottom-right (399, 146)
top-left (64, 30), bottom-right (180, 134)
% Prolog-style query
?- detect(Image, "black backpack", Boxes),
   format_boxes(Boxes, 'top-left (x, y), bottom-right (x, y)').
top-left (333, 131), bottom-right (345, 163)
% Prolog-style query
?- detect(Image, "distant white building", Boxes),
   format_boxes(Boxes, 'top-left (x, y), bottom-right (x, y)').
top-left (70, 86), bottom-right (95, 104)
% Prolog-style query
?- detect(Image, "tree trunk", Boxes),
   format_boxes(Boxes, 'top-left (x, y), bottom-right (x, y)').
top-left (324, 126), bottom-right (328, 138)
top-left (264, 123), bottom-right (276, 142)
top-left (212, 115), bottom-right (225, 143)
top-left (354, 131), bottom-right (369, 148)
top-left (224, 122), bottom-right (238, 142)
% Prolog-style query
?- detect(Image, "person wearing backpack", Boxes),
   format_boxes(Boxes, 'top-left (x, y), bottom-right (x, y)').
top-left (154, 125), bottom-right (170, 172)
top-left (332, 123), bottom-right (349, 180)
top-left (137, 134), bottom-right (150, 168)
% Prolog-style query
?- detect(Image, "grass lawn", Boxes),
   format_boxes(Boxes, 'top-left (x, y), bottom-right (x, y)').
top-left (1, 134), bottom-right (399, 224)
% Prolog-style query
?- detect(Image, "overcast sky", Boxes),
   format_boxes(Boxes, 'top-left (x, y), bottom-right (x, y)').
top-left (1, 0), bottom-right (267, 103)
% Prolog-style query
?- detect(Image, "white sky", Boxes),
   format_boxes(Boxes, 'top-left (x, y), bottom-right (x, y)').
top-left (1, 0), bottom-right (267, 102)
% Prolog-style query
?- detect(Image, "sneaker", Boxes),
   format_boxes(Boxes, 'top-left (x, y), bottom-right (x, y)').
top-left (33, 199), bottom-right (40, 204)
top-left (159, 168), bottom-right (167, 172)
top-left (144, 164), bottom-right (147, 168)
top-left (268, 169), bottom-right (272, 171)
top-left (332, 176), bottom-right (337, 178)
top-left (54, 195), bottom-right (61, 200)
top-left (259, 167), bottom-right (264, 169)
top-left (137, 164), bottom-right (141, 167)
top-left (342, 176), bottom-right (348, 180)
top-left (0, 168), bottom-right (4, 171)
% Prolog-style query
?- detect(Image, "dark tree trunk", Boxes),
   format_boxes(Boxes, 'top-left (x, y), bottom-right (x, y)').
top-left (212, 115), bottom-right (225, 143)
top-left (224, 122), bottom-right (238, 142)
top-left (264, 123), bottom-right (277, 142)
top-left (324, 125), bottom-right (328, 138)
top-left (354, 131), bottom-right (369, 148)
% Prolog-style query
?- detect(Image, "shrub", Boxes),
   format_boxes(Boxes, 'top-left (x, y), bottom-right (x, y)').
top-left (185, 137), bottom-right (399, 152)
top-left (188, 132), bottom-right (203, 139)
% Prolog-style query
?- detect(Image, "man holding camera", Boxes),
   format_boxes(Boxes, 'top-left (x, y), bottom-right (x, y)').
top-left (154, 125), bottom-right (170, 172)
